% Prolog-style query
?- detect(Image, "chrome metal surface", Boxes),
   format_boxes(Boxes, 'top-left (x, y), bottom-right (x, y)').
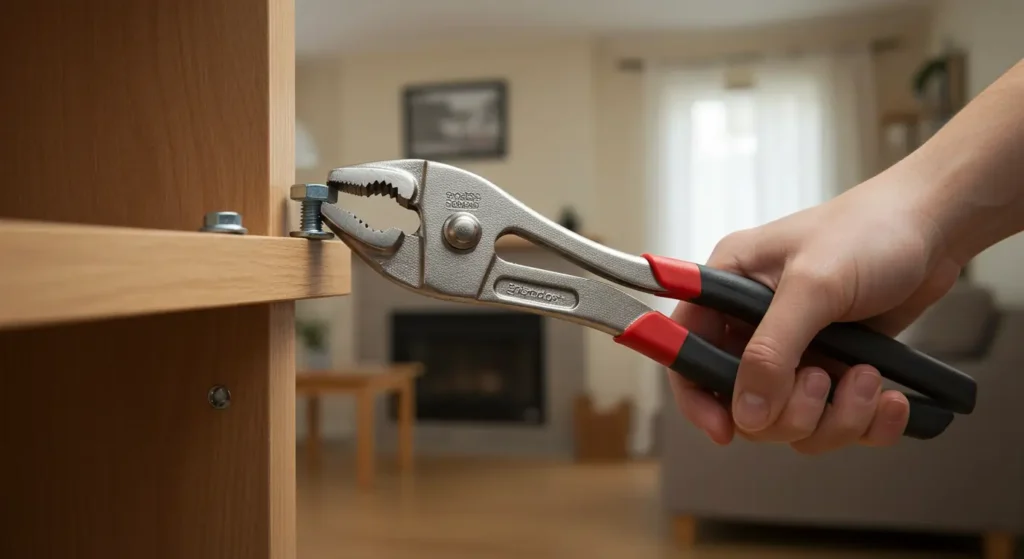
top-left (442, 212), bottom-right (482, 250)
top-left (327, 163), bottom-right (421, 208)
top-left (479, 258), bottom-right (649, 335)
top-left (320, 203), bottom-right (404, 252)
top-left (290, 183), bottom-right (338, 240)
top-left (200, 211), bottom-right (247, 235)
top-left (208, 385), bottom-right (231, 410)
top-left (321, 158), bottom-right (665, 335)
top-left (290, 183), bottom-right (338, 204)
top-left (412, 160), bottom-right (662, 298)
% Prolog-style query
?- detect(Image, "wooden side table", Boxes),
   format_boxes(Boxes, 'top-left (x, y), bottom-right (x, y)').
top-left (296, 363), bottom-right (423, 488)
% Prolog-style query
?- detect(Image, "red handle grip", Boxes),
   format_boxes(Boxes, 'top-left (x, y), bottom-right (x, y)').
top-left (640, 253), bottom-right (977, 417)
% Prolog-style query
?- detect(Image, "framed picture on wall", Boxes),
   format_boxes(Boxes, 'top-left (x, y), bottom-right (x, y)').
top-left (402, 80), bottom-right (507, 160)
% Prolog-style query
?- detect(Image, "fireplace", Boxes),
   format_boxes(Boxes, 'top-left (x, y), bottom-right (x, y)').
top-left (389, 311), bottom-right (545, 425)
top-left (353, 242), bottom-right (585, 457)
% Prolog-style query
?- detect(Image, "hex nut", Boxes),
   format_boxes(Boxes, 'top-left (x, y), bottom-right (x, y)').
top-left (200, 211), bottom-right (247, 235)
top-left (290, 183), bottom-right (338, 203)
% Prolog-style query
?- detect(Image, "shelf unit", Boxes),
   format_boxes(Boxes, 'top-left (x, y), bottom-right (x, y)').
top-left (0, 1), bottom-right (340, 558)
top-left (0, 219), bottom-right (350, 331)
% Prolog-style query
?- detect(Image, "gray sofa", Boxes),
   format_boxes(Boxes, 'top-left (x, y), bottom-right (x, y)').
top-left (659, 281), bottom-right (1024, 555)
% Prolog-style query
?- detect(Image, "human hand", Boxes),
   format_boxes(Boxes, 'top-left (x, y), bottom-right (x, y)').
top-left (669, 172), bottom-right (964, 454)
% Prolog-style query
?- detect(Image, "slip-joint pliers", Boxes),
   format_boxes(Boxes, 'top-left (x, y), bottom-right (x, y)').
top-left (310, 159), bottom-right (977, 440)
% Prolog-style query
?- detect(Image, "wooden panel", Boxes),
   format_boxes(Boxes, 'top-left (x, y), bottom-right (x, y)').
top-left (267, 0), bottom-right (297, 555)
top-left (0, 219), bottom-right (350, 330)
top-left (0, 306), bottom-right (282, 558)
top-left (0, 0), bottom-right (301, 557)
top-left (268, 302), bottom-right (297, 559)
top-left (0, 1), bottom-right (276, 234)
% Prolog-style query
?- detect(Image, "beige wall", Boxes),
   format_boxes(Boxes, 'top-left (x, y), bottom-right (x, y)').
top-left (294, 5), bottom-right (934, 447)
top-left (931, 0), bottom-right (1024, 305)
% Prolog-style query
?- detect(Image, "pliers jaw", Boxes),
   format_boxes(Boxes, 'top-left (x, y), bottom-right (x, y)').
top-left (319, 158), bottom-right (662, 322)
top-left (326, 160), bottom-right (421, 210)
top-left (319, 160), bottom-right (426, 290)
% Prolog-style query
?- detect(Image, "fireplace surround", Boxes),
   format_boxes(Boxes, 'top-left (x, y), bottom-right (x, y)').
top-left (352, 238), bottom-right (587, 457)
top-left (388, 310), bottom-right (545, 425)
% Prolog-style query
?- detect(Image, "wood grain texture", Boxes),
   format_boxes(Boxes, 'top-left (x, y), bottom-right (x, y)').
top-left (296, 456), bottom-right (979, 559)
top-left (0, 0), bottom-right (302, 557)
top-left (269, 0), bottom-right (297, 239)
top-left (0, 219), bottom-right (350, 330)
top-left (0, 1), bottom-right (275, 233)
top-left (268, 303), bottom-right (297, 559)
top-left (0, 306), bottom-right (282, 558)
top-left (267, 0), bottom-right (297, 554)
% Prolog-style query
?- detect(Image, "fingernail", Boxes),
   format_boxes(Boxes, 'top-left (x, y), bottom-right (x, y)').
top-left (855, 369), bottom-right (881, 402)
top-left (804, 371), bottom-right (831, 400)
top-left (734, 392), bottom-right (769, 430)
top-left (882, 398), bottom-right (908, 424)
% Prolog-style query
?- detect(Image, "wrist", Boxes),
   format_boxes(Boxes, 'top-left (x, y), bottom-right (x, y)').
top-left (889, 165), bottom-right (1021, 272)
top-left (898, 61), bottom-right (1024, 264)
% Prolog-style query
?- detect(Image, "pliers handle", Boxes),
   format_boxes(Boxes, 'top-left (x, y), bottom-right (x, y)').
top-left (614, 254), bottom-right (975, 439)
top-left (317, 159), bottom-right (977, 441)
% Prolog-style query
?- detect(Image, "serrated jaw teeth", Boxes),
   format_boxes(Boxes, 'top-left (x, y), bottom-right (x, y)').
top-left (326, 166), bottom-right (417, 207)
top-left (319, 203), bottom-right (403, 252)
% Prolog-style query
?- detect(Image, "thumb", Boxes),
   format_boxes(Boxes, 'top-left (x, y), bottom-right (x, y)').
top-left (731, 267), bottom-right (844, 436)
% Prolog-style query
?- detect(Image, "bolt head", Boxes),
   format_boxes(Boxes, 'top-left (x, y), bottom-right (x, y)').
top-left (290, 183), bottom-right (338, 203)
top-left (208, 385), bottom-right (231, 410)
top-left (200, 211), bottom-right (247, 235)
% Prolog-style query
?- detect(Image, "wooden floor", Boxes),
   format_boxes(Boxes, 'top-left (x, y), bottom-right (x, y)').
top-left (297, 447), bottom-right (983, 559)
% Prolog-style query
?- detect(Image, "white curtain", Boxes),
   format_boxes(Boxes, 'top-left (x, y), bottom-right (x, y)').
top-left (636, 48), bottom-right (878, 453)
top-left (644, 49), bottom-right (879, 307)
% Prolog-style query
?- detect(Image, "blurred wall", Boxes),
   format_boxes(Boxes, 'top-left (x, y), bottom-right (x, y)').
top-left (294, 5), bottom-right (934, 449)
top-left (931, 0), bottom-right (1024, 305)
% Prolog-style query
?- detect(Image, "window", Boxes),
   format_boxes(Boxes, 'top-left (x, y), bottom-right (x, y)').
top-left (646, 59), bottom-right (847, 280)
top-left (634, 50), bottom-right (878, 453)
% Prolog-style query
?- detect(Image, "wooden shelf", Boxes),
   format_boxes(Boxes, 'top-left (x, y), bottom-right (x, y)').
top-left (0, 219), bottom-right (351, 331)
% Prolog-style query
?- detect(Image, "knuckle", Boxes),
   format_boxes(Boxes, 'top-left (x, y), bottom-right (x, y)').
top-left (708, 230), bottom-right (752, 265)
top-left (782, 261), bottom-right (851, 314)
top-left (740, 337), bottom-right (791, 379)
top-left (784, 415), bottom-right (819, 442)
top-left (715, 230), bottom-right (750, 252)
top-left (785, 262), bottom-right (841, 296)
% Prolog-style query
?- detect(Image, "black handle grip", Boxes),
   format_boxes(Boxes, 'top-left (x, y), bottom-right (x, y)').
top-left (673, 330), bottom-right (954, 440)
top-left (692, 265), bottom-right (977, 415)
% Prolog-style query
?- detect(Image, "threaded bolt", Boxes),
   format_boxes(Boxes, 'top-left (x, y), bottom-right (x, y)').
top-left (289, 183), bottom-right (337, 240)
top-left (300, 200), bottom-right (322, 232)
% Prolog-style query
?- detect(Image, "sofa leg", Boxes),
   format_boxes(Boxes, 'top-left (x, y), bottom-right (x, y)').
top-left (672, 515), bottom-right (697, 547)
top-left (983, 531), bottom-right (1015, 559)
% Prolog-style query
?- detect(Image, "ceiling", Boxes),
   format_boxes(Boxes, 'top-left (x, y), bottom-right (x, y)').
top-left (295, 0), bottom-right (927, 57)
